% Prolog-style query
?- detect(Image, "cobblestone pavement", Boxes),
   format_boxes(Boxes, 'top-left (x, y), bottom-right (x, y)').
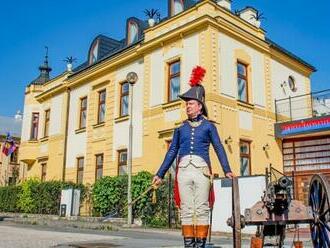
top-left (0, 222), bottom-right (313, 248)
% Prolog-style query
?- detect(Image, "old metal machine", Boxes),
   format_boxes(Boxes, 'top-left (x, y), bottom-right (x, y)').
top-left (227, 167), bottom-right (330, 247)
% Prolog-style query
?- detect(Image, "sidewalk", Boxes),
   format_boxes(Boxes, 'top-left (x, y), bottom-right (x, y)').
top-left (0, 212), bottom-right (313, 247)
top-left (0, 212), bottom-right (249, 240)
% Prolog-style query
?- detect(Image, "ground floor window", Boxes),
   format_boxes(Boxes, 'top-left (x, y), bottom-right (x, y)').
top-left (118, 149), bottom-right (128, 175)
top-left (77, 157), bottom-right (84, 184)
top-left (283, 136), bottom-right (330, 172)
top-left (95, 154), bottom-right (104, 180)
top-left (240, 140), bottom-right (251, 176)
top-left (41, 163), bottom-right (47, 182)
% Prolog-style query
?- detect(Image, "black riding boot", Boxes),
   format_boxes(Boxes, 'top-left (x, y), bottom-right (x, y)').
top-left (195, 238), bottom-right (206, 248)
top-left (184, 237), bottom-right (195, 247)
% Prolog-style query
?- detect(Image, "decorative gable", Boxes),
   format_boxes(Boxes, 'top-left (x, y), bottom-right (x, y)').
top-left (88, 35), bottom-right (123, 65)
top-left (168, 0), bottom-right (195, 17)
top-left (89, 40), bottom-right (99, 64)
top-left (126, 17), bottom-right (146, 46)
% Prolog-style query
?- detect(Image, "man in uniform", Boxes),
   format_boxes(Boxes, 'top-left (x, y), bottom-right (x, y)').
top-left (152, 66), bottom-right (234, 248)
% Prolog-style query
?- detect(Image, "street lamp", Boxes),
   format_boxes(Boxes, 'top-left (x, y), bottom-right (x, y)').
top-left (126, 71), bottom-right (138, 227)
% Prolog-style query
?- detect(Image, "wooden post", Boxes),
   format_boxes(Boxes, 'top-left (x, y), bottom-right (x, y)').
top-left (232, 177), bottom-right (241, 248)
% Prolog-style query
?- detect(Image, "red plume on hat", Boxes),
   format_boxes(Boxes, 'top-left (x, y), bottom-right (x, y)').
top-left (179, 65), bottom-right (208, 116)
top-left (189, 66), bottom-right (206, 87)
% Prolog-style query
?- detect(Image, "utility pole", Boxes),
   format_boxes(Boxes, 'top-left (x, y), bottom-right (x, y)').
top-left (126, 71), bottom-right (138, 227)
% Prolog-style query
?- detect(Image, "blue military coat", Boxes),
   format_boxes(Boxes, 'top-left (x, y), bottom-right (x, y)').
top-left (156, 114), bottom-right (232, 178)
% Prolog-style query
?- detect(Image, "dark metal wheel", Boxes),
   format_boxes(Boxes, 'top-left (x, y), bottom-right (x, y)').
top-left (309, 174), bottom-right (330, 248)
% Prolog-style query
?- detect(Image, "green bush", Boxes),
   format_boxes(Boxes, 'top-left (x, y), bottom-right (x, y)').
top-left (17, 178), bottom-right (39, 213)
top-left (91, 171), bottom-right (173, 227)
top-left (17, 178), bottom-right (86, 214)
top-left (0, 185), bottom-right (21, 212)
top-left (92, 175), bottom-right (127, 217)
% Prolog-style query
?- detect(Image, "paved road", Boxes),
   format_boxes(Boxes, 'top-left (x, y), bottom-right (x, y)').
top-left (0, 222), bottom-right (313, 248)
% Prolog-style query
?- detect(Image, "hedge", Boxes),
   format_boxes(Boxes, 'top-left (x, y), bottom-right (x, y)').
top-left (0, 172), bottom-right (176, 227)
top-left (92, 171), bottom-right (175, 227)
top-left (0, 178), bottom-right (86, 215)
top-left (0, 185), bottom-right (21, 212)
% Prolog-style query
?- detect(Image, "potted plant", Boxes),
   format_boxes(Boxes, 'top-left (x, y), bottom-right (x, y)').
top-left (63, 56), bottom-right (77, 72)
top-left (250, 11), bottom-right (265, 28)
top-left (144, 8), bottom-right (159, 27)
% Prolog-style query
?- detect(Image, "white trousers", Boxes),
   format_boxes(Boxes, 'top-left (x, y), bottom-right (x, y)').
top-left (177, 156), bottom-right (210, 225)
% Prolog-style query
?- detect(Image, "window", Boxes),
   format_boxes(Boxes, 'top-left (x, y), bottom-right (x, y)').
top-left (288, 75), bottom-right (297, 92)
top-left (90, 40), bottom-right (99, 64)
top-left (98, 90), bottom-right (106, 124)
top-left (118, 149), bottom-right (128, 175)
top-left (240, 140), bottom-right (251, 176)
top-left (95, 154), bottom-right (104, 180)
top-left (30, 113), bottom-right (39, 140)
top-left (79, 97), bottom-right (88, 129)
top-left (77, 157), bottom-right (84, 184)
top-left (168, 60), bottom-right (181, 102)
top-left (41, 163), bottom-right (47, 182)
top-left (120, 82), bottom-right (129, 117)
top-left (128, 22), bottom-right (139, 44)
top-left (44, 109), bottom-right (50, 137)
top-left (172, 0), bottom-right (184, 15)
top-left (237, 62), bottom-right (248, 102)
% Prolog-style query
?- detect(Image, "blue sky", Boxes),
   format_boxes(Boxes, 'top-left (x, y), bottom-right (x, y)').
top-left (0, 0), bottom-right (329, 117)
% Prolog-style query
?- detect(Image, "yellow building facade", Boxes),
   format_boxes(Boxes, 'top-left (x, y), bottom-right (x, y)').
top-left (19, 0), bottom-right (315, 185)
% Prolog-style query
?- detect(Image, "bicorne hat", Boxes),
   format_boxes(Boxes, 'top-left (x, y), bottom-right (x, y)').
top-left (179, 66), bottom-right (208, 117)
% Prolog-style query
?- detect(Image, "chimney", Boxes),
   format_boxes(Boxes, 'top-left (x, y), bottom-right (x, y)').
top-left (216, 0), bottom-right (232, 11)
top-left (238, 7), bottom-right (262, 28)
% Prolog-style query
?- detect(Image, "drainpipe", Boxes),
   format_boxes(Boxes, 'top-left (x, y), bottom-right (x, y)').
top-left (62, 87), bottom-right (71, 182)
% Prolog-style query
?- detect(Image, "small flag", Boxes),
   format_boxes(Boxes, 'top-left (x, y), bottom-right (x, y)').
top-left (2, 133), bottom-right (18, 157)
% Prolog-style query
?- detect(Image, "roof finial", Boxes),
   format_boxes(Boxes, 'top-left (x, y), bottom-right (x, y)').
top-left (44, 46), bottom-right (49, 65)
top-left (28, 46), bottom-right (52, 86)
top-left (39, 46), bottom-right (52, 73)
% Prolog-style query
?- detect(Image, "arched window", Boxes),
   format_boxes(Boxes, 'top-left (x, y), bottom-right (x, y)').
top-left (90, 40), bottom-right (99, 64)
top-left (128, 22), bottom-right (139, 45)
top-left (288, 75), bottom-right (297, 92)
top-left (173, 0), bottom-right (184, 15)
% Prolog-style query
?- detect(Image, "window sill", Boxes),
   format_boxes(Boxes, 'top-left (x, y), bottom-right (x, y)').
top-left (75, 128), bottom-right (86, 134)
top-left (237, 100), bottom-right (254, 110)
top-left (39, 136), bottom-right (49, 142)
top-left (162, 99), bottom-right (182, 110)
top-left (93, 122), bottom-right (105, 129)
top-left (115, 115), bottom-right (129, 123)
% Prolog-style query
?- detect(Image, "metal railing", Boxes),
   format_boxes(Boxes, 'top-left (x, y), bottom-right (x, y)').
top-left (275, 89), bottom-right (330, 123)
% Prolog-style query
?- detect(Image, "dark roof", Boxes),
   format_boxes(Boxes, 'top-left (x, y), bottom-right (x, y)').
top-left (72, 18), bottom-right (147, 75)
top-left (29, 71), bottom-right (50, 86)
top-left (0, 116), bottom-right (22, 138)
top-left (266, 38), bottom-right (316, 72)
top-left (55, 0), bottom-right (317, 81)
top-left (71, 37), bottom-right (144, 77)
top-left (29, 54), bottom-right (52, 86)
top-left (184, 0), bottom-right (197, 11)
top-left (89, 35), bottom-right (125, 61)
